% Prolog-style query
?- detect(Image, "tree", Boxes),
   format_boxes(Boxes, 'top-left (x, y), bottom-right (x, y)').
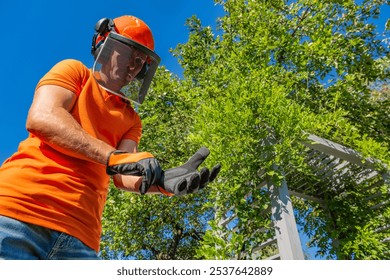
top-left (172, 0), bottom-right (389, 259)
top-left (101, 0), bottom-right (390, 260)
top-left (367, 57), bottom-right (390, 144)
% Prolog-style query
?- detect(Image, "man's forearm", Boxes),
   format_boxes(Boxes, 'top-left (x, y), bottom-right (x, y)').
top-left (26, 85), bottom-right (116, 165)
top-left (27, 105), bottom-right (114, 165)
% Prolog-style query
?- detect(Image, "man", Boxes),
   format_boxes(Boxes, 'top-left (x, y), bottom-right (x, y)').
top-left (0, 15), bottom-right (219, 260)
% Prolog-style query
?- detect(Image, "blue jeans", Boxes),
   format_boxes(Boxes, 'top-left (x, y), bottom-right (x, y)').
top-left (0, 215), bottom-right (99, 260)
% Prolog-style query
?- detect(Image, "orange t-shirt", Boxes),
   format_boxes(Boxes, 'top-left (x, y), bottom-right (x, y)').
top-left (0, 59), bottom-right (142, 252)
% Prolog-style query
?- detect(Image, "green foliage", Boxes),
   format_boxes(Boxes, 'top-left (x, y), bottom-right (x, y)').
top-left (101, 0), bottom-right (390, 260)
top-left (342, 224), bottom-right (389, 260)
top-left (173, 0), bottom-right (389, 259)
top-left (100, 186), bottom-right (213, 259)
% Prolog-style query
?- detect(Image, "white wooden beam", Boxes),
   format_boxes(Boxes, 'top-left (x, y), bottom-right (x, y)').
top-left (268, 172), bottom-right (305, 260)
top-left (303, 134), bottom-right (377, 169)
top-left (288, 190), bottom-right (325, 204)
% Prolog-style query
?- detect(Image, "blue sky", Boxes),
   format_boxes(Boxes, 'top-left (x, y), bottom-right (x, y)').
top-left (0, 0), bottom-right (224, 162)
top-left (0, 0), bottom-right (388, 260)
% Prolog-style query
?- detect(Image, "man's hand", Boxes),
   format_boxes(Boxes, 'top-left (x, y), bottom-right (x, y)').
top-left (106, 151), bottom-right (162, 195)
top-left (158, 147), bottom-right (221, 196)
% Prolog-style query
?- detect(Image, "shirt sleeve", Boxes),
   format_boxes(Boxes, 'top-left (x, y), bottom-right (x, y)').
top-left (35, 59), bottom-right (90, 96)
top-left (122, 108), bottom-right (143, 144)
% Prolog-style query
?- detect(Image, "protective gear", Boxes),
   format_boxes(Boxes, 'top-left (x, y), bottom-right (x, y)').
top-left (113, 15), bottom-right (155, 50)
top-left (158, 147), bottom-right (221, 196)
top-left (106, 150), bottom-right (162, 195)
top-left (91, 16), bottom-right (160, 104)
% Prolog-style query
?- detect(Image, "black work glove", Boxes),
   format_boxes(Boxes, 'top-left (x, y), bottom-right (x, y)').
top-left (106, 150), bottom-right (162, 195)
top-left (158, 147), bottom-right (221, 196)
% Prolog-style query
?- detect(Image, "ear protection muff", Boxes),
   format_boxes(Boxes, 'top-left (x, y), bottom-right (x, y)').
top-left (91, 17), bottom-right (149, 80)
top-left (135, 63), bottom-right (148, 80)
top-left (91, 18), bottom-right (115, 56)
top-left (95, 18), bottom-right (115, 34)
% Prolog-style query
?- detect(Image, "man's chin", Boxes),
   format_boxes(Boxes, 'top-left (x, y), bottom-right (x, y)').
top-left (110, 76), bottom-right (128, 85)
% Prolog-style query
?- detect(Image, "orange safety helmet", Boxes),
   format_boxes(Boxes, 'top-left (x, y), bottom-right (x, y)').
top-left (92, 15), bottom-right (155, 55)
top-left (113, 15), bottom-right (155, 50)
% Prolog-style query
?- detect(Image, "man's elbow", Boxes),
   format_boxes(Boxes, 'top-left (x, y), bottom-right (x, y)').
top-left (25, 111), bottom-right (48, 137)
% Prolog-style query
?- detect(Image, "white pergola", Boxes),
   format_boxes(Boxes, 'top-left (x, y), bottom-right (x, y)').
top-left (218, 134), bottom-right (389, 259)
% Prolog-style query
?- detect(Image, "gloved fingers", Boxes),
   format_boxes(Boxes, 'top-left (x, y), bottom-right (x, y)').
top-left (176, 178), bottom-right (187, 193)
top-left (161, 147), bottom-right (210, 179)
top-left (139, 158), bottom-right (163, 194)
top-left (209, 164), bottom-right (221, 183)
top-left (184, 147), bottom-right (210, 172)
top-left (187, 173), bottom-right (200, 193)
top-left (149, 158), bottom-right (162, 185)
top-left (139, 167), bottom-right (151, 195)
top-left (140, 180), bottom-right (148, 195)
top-left (110, 162), bottom-right (142, 176)
top-left (174, 177), bottom-right (190, 196)
top-left (199, 167), bottom-right (210, 189)
top-left (160, 171), bottom-right (188, 196)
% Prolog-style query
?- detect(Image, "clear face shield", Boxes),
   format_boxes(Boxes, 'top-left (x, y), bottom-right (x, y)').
top-left (92, 32), bottom-right (160, 104)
